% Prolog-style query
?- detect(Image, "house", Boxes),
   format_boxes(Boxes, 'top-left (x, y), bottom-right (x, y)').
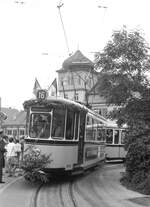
top-left (1, 107), bottom-right (26, 140)
top-left (57, 50), bottom-right (113, 117)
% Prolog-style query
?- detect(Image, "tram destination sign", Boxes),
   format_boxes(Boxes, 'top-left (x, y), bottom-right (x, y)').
top-left (36, 89), bottom-right (48, 100)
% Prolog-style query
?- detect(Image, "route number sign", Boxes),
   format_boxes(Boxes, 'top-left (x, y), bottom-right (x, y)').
top-left (36, 90), bottom-right (48, 100)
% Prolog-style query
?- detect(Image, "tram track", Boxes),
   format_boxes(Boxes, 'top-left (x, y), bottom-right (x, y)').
top-left (57, 179), bottom-right (79, 207)
top-left (1, 164), bottom-right (140, 207)
top-left (29, 183), bottom-right (44, 207)
top-left (68, 181), bottom-right (78, 207)
top-left (29, 178), bottom-right (80, 207)
top-left (59, 183), bottom-right (66, 207)
top-left (29, 164), bottom-right (127, 207)
top-left (29, 168), bottom-right (105, 207)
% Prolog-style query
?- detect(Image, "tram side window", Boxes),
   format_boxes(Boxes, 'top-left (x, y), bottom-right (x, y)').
top-left (121, 130), bottom-right (126, 144)
top-left (29, 113), bottom-right (51, 138)
top-left (106, 129), bottom-right (113, 144)
top-left (86, 127), bottom-right (93, 141)
top-left (66, 109), bottom-right (75, 140)
top-left (74, 113), bottom-right (79, 140)
top-left (79, 112), bottom-right (86, 140)
top-left (97, 128), bottom-right (106, 141)
top-left (114, 130), bottom-right (119, 144)
top-left (85, 117), bottom-right (96, 141)
top-left (51, 108), bottom-right (65, 138)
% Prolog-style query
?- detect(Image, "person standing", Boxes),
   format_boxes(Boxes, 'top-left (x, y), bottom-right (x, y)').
top-left (20, 136), bottom-right (25, 161)
top-left (5, 137), bottom-right (16, 177)
top-left (14, 139), bottom-right (21, 168)
top-left (0, 129), bottom-right (6, 183)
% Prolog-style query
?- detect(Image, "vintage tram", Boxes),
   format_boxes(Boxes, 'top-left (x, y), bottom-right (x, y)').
top-left (104, 120), bottom-right (127, 162)
top-left (23, 90), bottom-right (107, 175)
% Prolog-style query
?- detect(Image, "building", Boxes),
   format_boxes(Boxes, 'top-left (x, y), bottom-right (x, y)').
top-left (57, 50), bottom-right (113, 117)
top-left (1, 108), bottom-right (26, 140)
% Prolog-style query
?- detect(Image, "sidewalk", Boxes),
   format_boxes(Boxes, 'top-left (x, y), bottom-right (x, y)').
top-left (0, 169), bottom-right (23, 191)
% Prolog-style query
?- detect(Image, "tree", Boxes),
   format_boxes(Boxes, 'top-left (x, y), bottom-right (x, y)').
top-left (95, 27), bottom-right (150, 194)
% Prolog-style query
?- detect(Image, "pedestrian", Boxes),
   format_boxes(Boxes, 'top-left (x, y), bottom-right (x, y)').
top-left (20, 136), bottom-right (25, 161)
top-left (14, 139), bottom-right (21, 168)
top-left (5, 137), bottom-right (16, 177)
top-left (3, 135), bottom-right (9, 145)
top-left (0, 129), bottom-right (6, 183)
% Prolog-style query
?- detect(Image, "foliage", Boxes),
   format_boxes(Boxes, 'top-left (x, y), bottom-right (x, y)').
top-left (95, 27), bottom-right (150, 106)
top-left (95, 27), bottom-right (150, 193)
top-left (21, 145), bottom-right (52, 183)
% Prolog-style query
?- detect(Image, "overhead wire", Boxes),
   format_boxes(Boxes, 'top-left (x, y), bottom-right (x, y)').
top-left (57, 2), bottom-right (71, 56)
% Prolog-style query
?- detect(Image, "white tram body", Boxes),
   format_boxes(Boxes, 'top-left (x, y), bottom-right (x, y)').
top-left (23, 90), bottom-right (107, 175)
top-left (105, 120), bottom-right (127, 161)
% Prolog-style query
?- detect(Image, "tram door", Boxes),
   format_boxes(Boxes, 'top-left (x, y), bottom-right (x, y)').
top-left (78, 112), bottom-right (86, 165)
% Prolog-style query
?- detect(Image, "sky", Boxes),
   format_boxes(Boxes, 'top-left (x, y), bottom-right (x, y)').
top-left (0, 0), bottom-right (150, 110)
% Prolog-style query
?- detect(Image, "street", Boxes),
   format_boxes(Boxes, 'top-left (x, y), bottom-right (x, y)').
top-left (0, 164), bottom-right (149, 207)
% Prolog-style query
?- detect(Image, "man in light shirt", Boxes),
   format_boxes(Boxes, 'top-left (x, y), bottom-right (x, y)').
top-left (5, 137), bottom-right (16, 177)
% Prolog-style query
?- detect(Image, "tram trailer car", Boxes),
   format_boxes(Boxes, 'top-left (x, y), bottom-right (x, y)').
top-left (105, 121), bottom-right (127, 162)
top-left (23, 90), bottom-right (107, 176)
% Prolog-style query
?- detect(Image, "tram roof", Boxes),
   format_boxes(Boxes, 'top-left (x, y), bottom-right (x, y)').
top-left (23, 96), bottom-right (107, 123)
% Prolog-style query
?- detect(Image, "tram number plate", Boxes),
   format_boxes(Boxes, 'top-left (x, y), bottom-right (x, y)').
top-left (37, 90), bottom-right (48, 100)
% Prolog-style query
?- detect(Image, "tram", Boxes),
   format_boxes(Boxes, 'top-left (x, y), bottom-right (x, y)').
top-left (104, 120), bottom-right (127, 162)
top-left (23, 89), bottom-right (107, 175)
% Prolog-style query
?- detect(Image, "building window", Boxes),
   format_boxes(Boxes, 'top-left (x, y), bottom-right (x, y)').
top-left (74, 93), bottom-right (79, 101)
top-left (7, 129), bottom-right (12, 136)
top-left (64, 94), bottom-right (68, 99)
top-left (19, 129), bottom-right (25, 136)
top-left (93, 108), bottom-right (108, 118)
top-left (13, 129), bottom-right (18, 137)
top-left (60, 79), bottom-right (65, 88)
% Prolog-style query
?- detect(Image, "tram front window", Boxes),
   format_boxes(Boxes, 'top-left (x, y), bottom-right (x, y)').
top-left (29, 113), bottom-right (51, 138)
top-left (106, 129), bottom-right (113, 144)
top-left (114, 130), bottom-right (119, 144)
top-left (51, 108), bottom-right (65, 138)
top-left (66, 109), bottom-right (75, 140)
top-left (121, 130), bottom-right (126, 144)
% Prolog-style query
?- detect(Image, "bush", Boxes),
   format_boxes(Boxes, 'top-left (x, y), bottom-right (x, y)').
top-left (122, 137), bottom-right (150, 194)
top-left (137, 174), bottom-right (150, 194)
top-left (21, 145), bottom-right (52, 183)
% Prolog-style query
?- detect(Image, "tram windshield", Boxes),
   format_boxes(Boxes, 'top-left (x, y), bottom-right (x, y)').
top-left (29, 113), bottom-right (51, 138)
top-left (51, 108), bottom-right (65, 138)
top-left (114, 130), bottom-right (119, 144)
top-left (106, 129), bottom-right (113, 144)
top-left (121, 130), bottom-right (126, 144)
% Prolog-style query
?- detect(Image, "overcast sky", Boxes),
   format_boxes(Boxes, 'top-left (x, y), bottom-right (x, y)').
top-left (0, 0), bottom-right (150, 110)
